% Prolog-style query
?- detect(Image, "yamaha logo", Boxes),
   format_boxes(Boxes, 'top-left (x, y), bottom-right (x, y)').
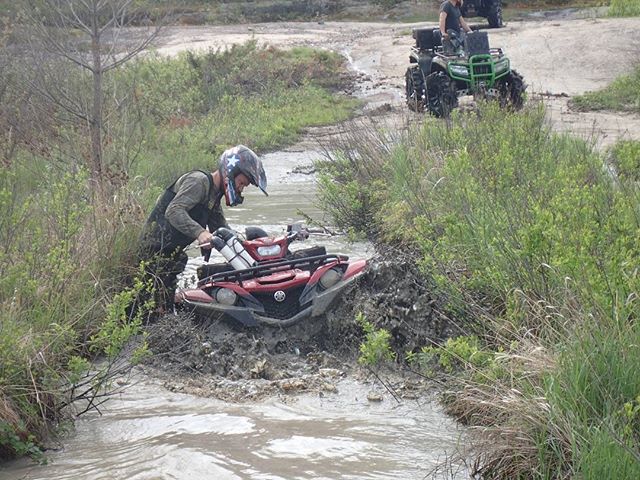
top-left (274, 291), bottom-right (286, 302)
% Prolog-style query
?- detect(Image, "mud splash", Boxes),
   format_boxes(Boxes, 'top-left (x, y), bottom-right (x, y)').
top-left (144, 250), bottom-right (462, 405)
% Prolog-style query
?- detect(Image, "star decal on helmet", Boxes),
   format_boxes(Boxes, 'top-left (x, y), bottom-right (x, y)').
top-left (227, 155), bottom-right (240, 167)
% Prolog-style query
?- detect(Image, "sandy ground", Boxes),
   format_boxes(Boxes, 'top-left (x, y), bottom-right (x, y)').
top-left (150, 15), bottom-right (640, 148)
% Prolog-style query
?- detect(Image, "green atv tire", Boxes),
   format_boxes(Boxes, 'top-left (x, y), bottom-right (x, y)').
top-left (497, 70), bottom-right (526, 110)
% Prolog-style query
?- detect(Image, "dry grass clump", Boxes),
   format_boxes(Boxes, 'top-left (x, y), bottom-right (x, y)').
top-left (443, 344), bottom-right (574, 479)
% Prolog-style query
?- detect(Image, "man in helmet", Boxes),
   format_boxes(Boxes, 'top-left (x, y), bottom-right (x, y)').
top-left (139, 144), bottom-right (268, 313)
top-left (440, 0), bottom-right (472, 54)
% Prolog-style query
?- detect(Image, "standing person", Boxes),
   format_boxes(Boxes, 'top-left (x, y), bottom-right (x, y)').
top-left (439, 0), bottom-right (472, 54)
top-left (139, 144), bottom-right (268, 313)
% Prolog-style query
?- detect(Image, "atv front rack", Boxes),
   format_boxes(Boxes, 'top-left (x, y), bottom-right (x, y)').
top-left (197, 254), bottom-right (349, 287)
top-left (444, 51), bottom-right (510, 88)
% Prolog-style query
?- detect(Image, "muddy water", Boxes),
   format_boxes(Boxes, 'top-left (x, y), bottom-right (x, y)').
top-left (1, 375), bottom-right (465, 480)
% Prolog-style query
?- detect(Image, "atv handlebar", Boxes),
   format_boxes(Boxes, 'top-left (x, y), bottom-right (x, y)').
top-left (286, 223), bottom-right (334, 241)
top-left (192, 224), bottom-right (335, 249)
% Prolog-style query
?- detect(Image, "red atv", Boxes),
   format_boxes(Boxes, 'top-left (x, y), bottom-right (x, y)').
top-left (174, 225), bottom-right (367, 328)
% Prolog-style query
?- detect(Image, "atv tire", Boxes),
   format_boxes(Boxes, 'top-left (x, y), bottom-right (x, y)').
top-left (487, 2), bottom-right (503, 28)
top-left (497, 70), bottom-right (526, 110)
top-left (426, 71), bottom-right (458, 118)
top-left (405, 66), bottom-right (426, 112)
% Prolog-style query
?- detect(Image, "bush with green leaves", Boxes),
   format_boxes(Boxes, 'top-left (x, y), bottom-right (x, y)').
top-left (0, 422), bottom-right (43, 462)
top-left (610, 139), bottom-right (640, 180)
top-left (0, 162), bottom-right (146, 459)
top-left (413, 336), bottom-right (496, 373)
top-left (356, 312), bottom-right (396, 366)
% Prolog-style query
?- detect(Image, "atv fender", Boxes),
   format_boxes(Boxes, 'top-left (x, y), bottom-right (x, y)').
top-left (309, 268), bottom-right (365, 317)
top-left (418, 56), bottom-right (433, 77)
top-left (343, 259), bottom-right (367, 281)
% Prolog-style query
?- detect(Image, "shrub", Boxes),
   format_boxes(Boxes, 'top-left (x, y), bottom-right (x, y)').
top-left (356, 313), bottom-right (395, 366)
top-left (610, 139), bottom-right (640, 181)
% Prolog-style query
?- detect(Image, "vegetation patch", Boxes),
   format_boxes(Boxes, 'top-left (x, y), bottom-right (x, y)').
top-left (317, 102), bottom-right (640, 477)
top-left (608, 0), bottom-right (640, 17)
top-left (356, 312), bottom-right (396, 366)
top-left (124, 42), bottom-right (358, 186)
top-left (570, 65), bottom-right (640, 113)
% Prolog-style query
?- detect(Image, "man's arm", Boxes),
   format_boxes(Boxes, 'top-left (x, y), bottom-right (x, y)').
top-left (460, 15), bottom-right (472, 33)
top-left (439, 11), bottom-right (448, 37)
top-left (165, 172), bottom-right (210, 242)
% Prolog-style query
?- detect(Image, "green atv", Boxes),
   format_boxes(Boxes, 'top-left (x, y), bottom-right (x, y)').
top-left (461, 0), bottom-right (503, 29)
top-left (405, 28), bottom-right (525, 117)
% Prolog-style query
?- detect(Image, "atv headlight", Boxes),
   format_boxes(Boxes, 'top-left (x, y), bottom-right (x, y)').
top-left (449, 65), bottom-right (469, 77)
top-left (214, 288), bottom-right (237, 306)
top-left (257, 245), bottom-right (281, 257)
top-left (318, 268), bottom-right (342, 291)
top-left (495, 59), bottom-right (510, 73)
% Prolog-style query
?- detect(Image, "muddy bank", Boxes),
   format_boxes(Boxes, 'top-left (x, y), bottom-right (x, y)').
top-left (144, 254), bottom-right (462, 403)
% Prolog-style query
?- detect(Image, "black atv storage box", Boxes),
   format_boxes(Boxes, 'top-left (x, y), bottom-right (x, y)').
top-left (413, 28), bottom-right (441, 50)
top-left (464, 31), bottom-right (490, 55)
top-left (289, 245), bottom-right (327, 260)
top-left (198, 262), bottom-right (234, 280)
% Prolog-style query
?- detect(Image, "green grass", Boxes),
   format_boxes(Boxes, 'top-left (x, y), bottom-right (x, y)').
top-left (548, 320), bottom-right (640, 478)
top-left (571, 65), bottom-right (640, 113)
top-left (608, 0), bottom-right (640, 17)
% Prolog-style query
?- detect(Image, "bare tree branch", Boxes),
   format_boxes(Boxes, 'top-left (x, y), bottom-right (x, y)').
top-left (18, 0), bottom-right (167, 190)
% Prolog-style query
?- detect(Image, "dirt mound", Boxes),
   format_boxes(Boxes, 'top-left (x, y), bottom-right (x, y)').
top-left (143, 255), bottom-right (461, 401)
top-left (325, 255), bottom-right (463, 356)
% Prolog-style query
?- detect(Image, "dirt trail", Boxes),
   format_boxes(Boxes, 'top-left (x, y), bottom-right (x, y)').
top-left (153, 15), bottom-right (640, 147)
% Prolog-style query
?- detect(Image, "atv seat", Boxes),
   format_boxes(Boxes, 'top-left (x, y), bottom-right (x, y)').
top-left (288, 245), bottom-right (327, 260)
top-left (285, 245), bottom-right (328, 272)
top-left (413, 28), bottom-right (442, 51)
top-left (245, 226), bottom-right (269, 240)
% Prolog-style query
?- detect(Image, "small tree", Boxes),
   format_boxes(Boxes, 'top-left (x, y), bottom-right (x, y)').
top-left (19, 0), bottom-right (165, 192)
